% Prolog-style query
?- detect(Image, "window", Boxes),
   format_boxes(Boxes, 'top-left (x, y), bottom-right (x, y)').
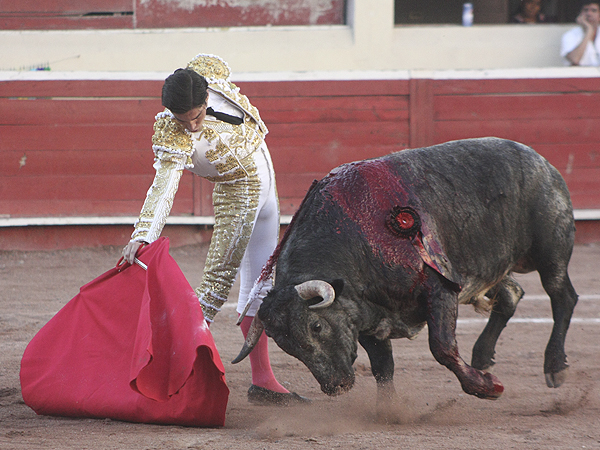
top-left (395, 0), bottom-right (581, 25)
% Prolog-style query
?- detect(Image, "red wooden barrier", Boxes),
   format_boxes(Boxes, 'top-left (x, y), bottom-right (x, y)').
top-left (428, 77), bottom-right (600, 209)
top-left (0, 0), bottom-right (134, 30)
top-left (0, 0), bottom-right (344, 30)
top-left (1, 74), bottom-right (599, 249)
top-left (136, 0), bottom-right (344, 28)
top-left (0, 78), bottom-right (412, 221)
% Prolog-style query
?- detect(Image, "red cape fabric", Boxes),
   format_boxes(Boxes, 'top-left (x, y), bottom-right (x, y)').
top-left (20, 238), bottom-right (229, 427)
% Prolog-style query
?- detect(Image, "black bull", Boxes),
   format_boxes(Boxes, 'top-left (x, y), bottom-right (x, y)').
top-left (234, 137), bottom-right (578, 401)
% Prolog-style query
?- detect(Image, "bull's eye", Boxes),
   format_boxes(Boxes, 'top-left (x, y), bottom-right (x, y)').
top-left (387, 206), bottom-right (420, 238)
top-left (311, 322), bottom-right (322, 334)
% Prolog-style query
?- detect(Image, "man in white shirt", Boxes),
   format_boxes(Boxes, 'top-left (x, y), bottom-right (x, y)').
top-left (561, 1), bottom-right (600, 66)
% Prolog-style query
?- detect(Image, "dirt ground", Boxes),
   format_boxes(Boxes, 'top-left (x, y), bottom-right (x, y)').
top-left (1, 241), bottom-right (599, 450)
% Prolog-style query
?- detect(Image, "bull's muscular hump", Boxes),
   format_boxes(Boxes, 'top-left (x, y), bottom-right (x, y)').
top-left (237, 137), bottom-right (578, 406)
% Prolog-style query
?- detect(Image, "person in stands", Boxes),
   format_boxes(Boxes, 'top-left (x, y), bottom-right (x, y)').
top-left (561, 1), bottom-right (600, 66)
top-left (510, 0), bottom-right (549, 23)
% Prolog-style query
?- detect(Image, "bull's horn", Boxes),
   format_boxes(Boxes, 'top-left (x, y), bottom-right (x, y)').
top-left (295, 280), bottom-right (335, 309)
top-left (231, 316), bottom-right (264, 364)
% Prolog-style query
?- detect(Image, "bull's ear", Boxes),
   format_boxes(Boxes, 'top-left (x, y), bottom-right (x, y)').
top-left (330, 279), bottom-right (344, 297)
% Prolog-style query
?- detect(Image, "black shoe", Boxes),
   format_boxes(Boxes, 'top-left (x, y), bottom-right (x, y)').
top-left (247, 385), bottom-right (311, 406)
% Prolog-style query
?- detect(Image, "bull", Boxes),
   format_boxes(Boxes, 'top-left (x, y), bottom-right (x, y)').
top-left (234, 137), bottom-right (578, 403)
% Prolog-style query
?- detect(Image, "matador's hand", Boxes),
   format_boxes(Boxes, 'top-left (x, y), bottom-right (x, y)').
top-left (122, 241), bottom-right (144, 265)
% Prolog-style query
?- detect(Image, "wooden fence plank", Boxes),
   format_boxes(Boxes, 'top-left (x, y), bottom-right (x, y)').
top-left (0, 80), bottom-right (163, 98)
top-left (0, 174), bottom-right (189, 201)
top-left (271, 144), bottom-right (399, 173)
top-left (0, 124), bottom-right (152, 151)
top-left (238, 80), bottom-right (410, 98)
top-left (0, 200), bottom-right (193, 217)
top-left (256, 95), bottom-right (409, 124)
top-left (435, 93), bottom-right (600, 121)
top-left (433, 78), bottom-right (600, 95)
top-left (1, 122), bottom-right (408, 155)
top-left (1, 149), bottom-right (155, 177)
top-left (135, 0), bottom-right (344, 28)
top-left (409, 78), bottom-right (434, 148)
top-left (0, 16), bottom-right (133, 31)
top-left (1, 0), bottom-right (345, 30)
top-left (0, 98), bottom-right (162, 125)
top-left (0, 0), bottom-right (134, 30)
top-left (532, 143), bottom-right (600, 169)
top-left (0, 200), bottom-right (147, 217)
top-left (267, 122), bottom-right (410, 147)
top-left (0, 0), bottom-right (133, 13)
top-left (434, 119), bottom-right (600, 145)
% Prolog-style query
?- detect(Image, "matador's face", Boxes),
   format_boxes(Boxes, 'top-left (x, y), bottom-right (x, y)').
top-left (172, 102), bottom-right (208, 133)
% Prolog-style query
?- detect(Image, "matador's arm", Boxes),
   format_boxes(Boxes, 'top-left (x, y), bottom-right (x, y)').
top-left (130, 112), bottom-right (194, 244)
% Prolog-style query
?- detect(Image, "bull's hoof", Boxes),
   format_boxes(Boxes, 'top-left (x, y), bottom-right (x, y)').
top-left (545, 368), bottom-right (568, 388)
top-left (464, 371), bottom-right (504, 400)
top-left (476, 372), bottom-right (504, 400)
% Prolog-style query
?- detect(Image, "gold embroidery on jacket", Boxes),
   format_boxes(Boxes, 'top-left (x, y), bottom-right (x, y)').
top-left (152, 115), bottom-right (194, 165)
top-left (186, 53), bottom-right (268, 137)
top-left (195, 168), bottom-right (261, 321)
top-left (131, 158), bottom-right (184, 243)
top-left (186, 54), bottom-right (231, 82)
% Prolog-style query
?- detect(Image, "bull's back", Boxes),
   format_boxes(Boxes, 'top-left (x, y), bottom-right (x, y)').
top-left (385, 137), bottom-right (574, 279)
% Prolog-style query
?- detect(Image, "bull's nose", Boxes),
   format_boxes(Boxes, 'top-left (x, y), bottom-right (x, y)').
top-left (322, 384), bottom-right (343, 396)
top-left (322, 379), bottom-right (354, 396)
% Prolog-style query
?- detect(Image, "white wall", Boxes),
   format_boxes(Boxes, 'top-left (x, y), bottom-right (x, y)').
top-left (0, 0), bottom-right (578, 72)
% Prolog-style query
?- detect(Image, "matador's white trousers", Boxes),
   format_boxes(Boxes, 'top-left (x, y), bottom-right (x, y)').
top-left (196, 144), bottom-right (279, 321)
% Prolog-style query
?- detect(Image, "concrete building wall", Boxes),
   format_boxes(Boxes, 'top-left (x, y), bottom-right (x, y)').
top-left (0, 0), bottom-right (580, 72)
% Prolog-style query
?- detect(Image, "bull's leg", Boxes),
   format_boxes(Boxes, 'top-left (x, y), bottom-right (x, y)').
top-left (471, 276), bottom-right (524, 371)
top-left (425, 274), bottom-right (504, 400)
top-left (539, 266), bottom-right (578, 388)
top-left (532, 207), bottom-right (578, 388)
top-left (358, 334), bottom-right (396, 402)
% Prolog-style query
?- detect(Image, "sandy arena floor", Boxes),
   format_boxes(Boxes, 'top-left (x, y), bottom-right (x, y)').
top-left (1, 242), bottom-right (599, 449)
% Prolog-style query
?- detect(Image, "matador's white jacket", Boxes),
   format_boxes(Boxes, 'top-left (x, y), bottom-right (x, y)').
top-left (130, 54), bottom-right (279, 322)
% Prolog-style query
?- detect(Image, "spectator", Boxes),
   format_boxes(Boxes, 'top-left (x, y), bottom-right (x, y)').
top-left (510, 0), bottom-right (548, 23)
top-left (561, 1), bottom-right (600, 66)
